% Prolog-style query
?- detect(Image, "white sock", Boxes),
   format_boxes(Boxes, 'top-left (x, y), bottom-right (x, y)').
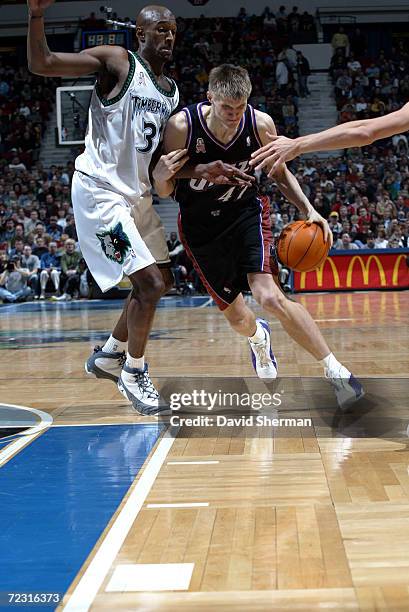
top-left (320, 352), bottom-right (345, 375)
top-left (102, 334), bottom-right (127, 354)
top-left (125, 353), bottom-right (144, 370)
top-left (249, 320), bottom-right (266, 343)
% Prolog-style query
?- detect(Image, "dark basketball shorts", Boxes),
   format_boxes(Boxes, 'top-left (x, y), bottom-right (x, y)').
top-left (178, 198), bottom-right (278, 311)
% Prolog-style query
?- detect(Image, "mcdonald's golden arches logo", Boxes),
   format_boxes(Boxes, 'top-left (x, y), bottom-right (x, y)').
top-left (300, 257), bottom-right (340, 289)
top-left (346, 255), bottom-right (386, 287)
top-left (297, 252), bottom-right (408, 291)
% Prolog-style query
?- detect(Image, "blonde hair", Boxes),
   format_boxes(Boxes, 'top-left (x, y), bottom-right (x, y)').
top-left (208, 64), bottom-right (252, 100)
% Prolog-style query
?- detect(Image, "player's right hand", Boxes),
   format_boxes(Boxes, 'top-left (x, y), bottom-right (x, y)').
top-left (250, 133), bottom-right (301, 175)
top-left (27, 0), bottom-right (54, 16)
top-left (197, 161), bottom-right (255, 186)
top-left (153, 149), bottom-right (189, 182)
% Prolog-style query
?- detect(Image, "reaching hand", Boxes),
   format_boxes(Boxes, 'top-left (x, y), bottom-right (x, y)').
top-left (153, 149), bottom-right (189, 183)
top-left (198, 160), bottom-right (255, 186)
top-left (305, 209), bottom-right (333, 247)
top-left (250, 133), bottom-right (301, 176)
top-left (27, 0), bottom-right (54, 16)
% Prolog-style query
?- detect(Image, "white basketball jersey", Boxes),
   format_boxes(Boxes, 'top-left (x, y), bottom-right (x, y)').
top-left (75, 50), bottom-right (179, 201)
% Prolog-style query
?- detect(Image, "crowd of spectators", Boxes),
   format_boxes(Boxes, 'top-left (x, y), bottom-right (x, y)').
top-left (94, 5), bottom-right (317, 44)
top-left (0, 151), bottom-right (91, 302)
top-left (331, 32), bottom-right (409, 134)
top-left (0, 60), bottom-right (58, 170)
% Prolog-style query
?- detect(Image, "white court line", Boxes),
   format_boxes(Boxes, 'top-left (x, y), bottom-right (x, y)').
top-left (106, 562), bottom-right (194, 592)
top-left (0, 433), bottom-right (40, 467)
top-left (0, 404), bottom-right (52, 467)
top-left (63, 426), bottom-right (178, 612)
top-left (167, 460), bottom-right (220, 465)
top-left (198, 297), bottom-right (214, 308)
top-left (146, 502), bottom-right (209, 508)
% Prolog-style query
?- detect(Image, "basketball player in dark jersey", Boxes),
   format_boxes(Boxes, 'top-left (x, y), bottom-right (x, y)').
top-left (153, 64), bottom-right (363, 407)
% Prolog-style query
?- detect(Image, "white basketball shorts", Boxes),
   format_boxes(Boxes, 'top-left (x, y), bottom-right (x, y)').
top-left (71, 171), bottom-right (169, 293)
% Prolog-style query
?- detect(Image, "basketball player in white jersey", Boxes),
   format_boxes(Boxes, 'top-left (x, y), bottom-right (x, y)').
top-left (27, 2), bottom-right (253, 415)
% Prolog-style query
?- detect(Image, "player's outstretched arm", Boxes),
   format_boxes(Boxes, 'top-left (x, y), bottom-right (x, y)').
top-left (251, 102), bottom-right (409, 174)
top-left (27, 0), bottom-right (127, 76)
top-left (254, 110), bottom-right (332, 245)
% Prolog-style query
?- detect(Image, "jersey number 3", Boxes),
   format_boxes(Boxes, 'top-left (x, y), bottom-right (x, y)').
top-left (137, 120), bottom-right (157, 153)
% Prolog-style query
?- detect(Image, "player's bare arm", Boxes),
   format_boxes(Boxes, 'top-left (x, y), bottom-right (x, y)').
top-left (251, 102), bottom-right (409, 174)
top-left (27, 0), bottom-right (129, 91)
top-left (152, 149), bottom-right (190, 198)
top-left (152, 112), bottom-right (189, 197)
top-left (254, 110), bottom-right (332, 244)
top-left (152, 111), bottom-right (255, 197)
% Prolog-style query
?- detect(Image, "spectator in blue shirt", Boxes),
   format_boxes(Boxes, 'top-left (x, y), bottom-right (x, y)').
top-left (8, 238), bottom-right (25, 259)
top-left (0, 219), bottom-right (16, 245)
top-left (40, 241), bottom-right (60, 299)
top-left (46, 216), bottom-right (62, 241)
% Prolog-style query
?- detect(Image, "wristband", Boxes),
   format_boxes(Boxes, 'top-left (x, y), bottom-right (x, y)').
top-left (29, 14), bottom-right (44, 19)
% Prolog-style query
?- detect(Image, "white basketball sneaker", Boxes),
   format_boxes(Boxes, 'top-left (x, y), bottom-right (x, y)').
top-left (117, 363), bottom-right (170, 416)
top-left (248, 318), bottom-right (278, 380)
top-left (85, 346), bottom-right (126, 383)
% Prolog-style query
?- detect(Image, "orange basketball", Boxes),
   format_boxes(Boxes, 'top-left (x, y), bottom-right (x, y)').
top-left (277, 221), bottom-right (331, 272)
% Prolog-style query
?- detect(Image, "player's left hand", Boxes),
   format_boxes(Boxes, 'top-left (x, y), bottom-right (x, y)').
top-left (305, 209), bottom-right (333, 247)
top-left (153, 149), bottom-right (189, 182)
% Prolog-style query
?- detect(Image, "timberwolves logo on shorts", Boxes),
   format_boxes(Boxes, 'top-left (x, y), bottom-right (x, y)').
top-left (96, 222), bottom-right (132, 264)
top-left (0, 404), bottom-right (52, 448)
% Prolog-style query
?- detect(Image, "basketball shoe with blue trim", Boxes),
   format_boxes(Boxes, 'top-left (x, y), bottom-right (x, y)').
top-left (117, 363), bottom-right (170, 416)
top-left (325, 364), bottom-right (365, 409)
top-left (85, 346), bottom-right (125, 383)
top-left (249, 318), bottom-right (278, 380)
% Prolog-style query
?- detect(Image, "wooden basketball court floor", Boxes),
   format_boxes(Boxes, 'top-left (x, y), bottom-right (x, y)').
top-left (0, 290), bottom-right (408, 611)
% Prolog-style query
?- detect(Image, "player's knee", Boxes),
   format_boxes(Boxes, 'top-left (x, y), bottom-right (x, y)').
top-left (151, 274), bottom-right (166, 298)
top-left (144, 278), bottom-right (165, 303)
top-left (130, 270), bottom-right (165, 303)
top-left (258, 290), bottom-right (287, 315)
